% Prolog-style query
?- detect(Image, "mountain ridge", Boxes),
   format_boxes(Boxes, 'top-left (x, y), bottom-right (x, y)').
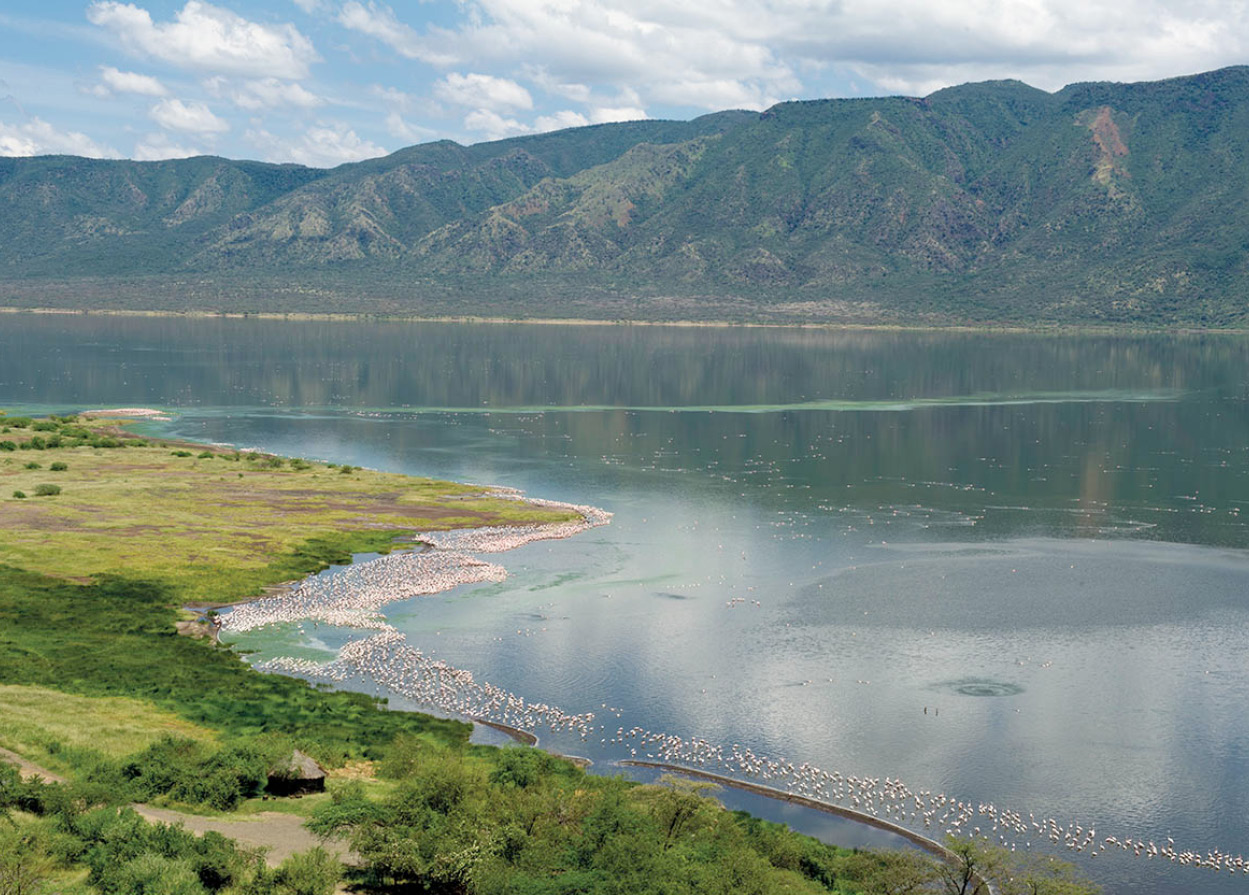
top-left (3, 68), bottom-right (1248, 326)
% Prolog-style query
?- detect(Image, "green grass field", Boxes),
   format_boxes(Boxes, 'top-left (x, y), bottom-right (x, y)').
top-left (0, 414), bottom-right (574, 604)
top-left (0, 683), bottom-right (218, 768)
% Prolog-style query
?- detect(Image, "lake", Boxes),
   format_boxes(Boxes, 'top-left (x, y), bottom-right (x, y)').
top-left (2, 314), bottom-right (1246, 893)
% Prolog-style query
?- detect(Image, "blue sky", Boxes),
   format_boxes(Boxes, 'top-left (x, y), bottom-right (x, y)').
top-left (2, 0), bottom-right (1246, 165)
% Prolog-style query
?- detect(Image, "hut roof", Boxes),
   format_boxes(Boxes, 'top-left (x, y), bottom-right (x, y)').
top-left (281, 750), bottom-right (326, 781)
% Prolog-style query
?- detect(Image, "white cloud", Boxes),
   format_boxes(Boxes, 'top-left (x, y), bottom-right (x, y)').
top-left (150, 97), bottom-right (229, 134)
top-left (649, 78), bottom-right (775, 111)
top-left (371, 85), bottom-right (411, 110)
top-left (337, 1), bottom-right (455, 65)
top-left (0, 117), bottom-right (119, 158)
top-left (463, 109), bottom-right (530, 141)
top-left (133, 132), bottom-right (201, 159)
top-left (524, 68), bottom-right (593, 104)
top-left (534, 110), bottom-right (590, 132)
top-left (434, 73), bottom-right (533, 112)
top-left (398, 0), bottom-right (800, 111)
top-left (99, 65), bottom-right (167, 96)
top-left (87, 1), bottom-right (319, 79)
top-left (339, 0), bottom-right (1249, 126)
top-left (228, 78), bottom-right (323, 110)
top-left (589, 106), bottom-right (648, 124)
top-left (285, 123), bottom-right (387, 166)
top-left (384, 111), bottom-right (431, 142)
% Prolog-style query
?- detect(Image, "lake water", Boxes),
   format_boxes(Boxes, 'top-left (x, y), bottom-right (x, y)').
top-left (2, 315), bottom-right (1247, 893)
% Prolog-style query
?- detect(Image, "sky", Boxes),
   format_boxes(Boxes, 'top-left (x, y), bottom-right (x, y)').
top-left (1, 0), bottom-right (1247, 166)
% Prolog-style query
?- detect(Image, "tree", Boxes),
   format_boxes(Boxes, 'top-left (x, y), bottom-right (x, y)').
top-left (938, 837), bottom-right (998, 895)
top-left (0, 824), bottom-right (55, 895)
top-left (650, 775), bottom-right (718, 851)
top-left (994, 850), bottom-right (1101, 895)
top-left (940, 838), bottom-right (1100, 895)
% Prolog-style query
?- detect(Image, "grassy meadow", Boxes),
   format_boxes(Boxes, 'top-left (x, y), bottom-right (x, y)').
top-left (0, 412), bottom-right (574, 604)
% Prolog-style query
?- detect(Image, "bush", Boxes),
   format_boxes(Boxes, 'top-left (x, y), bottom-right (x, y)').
top-left (338, 465), bottom-right (354, 475)
top-left (197, 451), bottom-right (214, 459)
top-left (50, 461), bottom-right (68, 471)
top-left (290, 458), bottom-right (311, 471)
top-left (0, 441), bottom-right (15, 451)
top-left (112, 853), bottom-right (208, 895)
top-left (12, 491), bottom-right (26, 499)
top-left (271, 848), bottom-right (341, 895)
top-left (34, 484), bottom-right (62, 497)
top-left (171, 450), bottom-right (193, 458)
top-left (24, 461), bottom-right (41, 469)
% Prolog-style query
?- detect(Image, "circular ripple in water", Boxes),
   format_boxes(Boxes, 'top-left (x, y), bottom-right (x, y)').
top-left (937, 677), bottom-right (1025, 697)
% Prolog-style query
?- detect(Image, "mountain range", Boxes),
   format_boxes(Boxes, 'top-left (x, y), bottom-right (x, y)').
top-left (3, 67), bottom-right (1248, 326)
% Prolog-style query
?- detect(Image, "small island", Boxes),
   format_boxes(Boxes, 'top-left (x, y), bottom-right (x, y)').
top-left (0, 411), bottom-right (1097, 895)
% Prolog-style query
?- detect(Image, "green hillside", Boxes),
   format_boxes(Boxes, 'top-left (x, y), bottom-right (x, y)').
top-left (2, 69), bottom-right (1248, 326)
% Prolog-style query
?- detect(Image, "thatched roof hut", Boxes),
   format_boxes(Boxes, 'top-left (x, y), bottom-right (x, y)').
top-left (267, 749), bottom-right (326, 796)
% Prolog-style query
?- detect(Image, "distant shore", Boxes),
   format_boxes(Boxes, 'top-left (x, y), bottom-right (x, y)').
top-left (2, 304), bottom-right (1242, 336)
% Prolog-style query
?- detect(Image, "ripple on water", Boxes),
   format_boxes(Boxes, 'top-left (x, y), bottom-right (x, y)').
top-left (936, 677), bottom-right (1025, 697)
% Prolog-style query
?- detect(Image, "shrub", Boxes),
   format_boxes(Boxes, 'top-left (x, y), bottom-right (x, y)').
top-left (12, 491), bottom-right (26, 499)
top-left (271, 848), bottom-right (341, 895)
top-left (50, 461), bottom-right (68, 471)
top-left (0, 441), bottom-right (15, 451)
top-left (32, 420), bottom-right (59, 432)
top-left (34, 484), bottom-right (61, 497)
top-left (24, 461), bottom-right (41, 470)
top-left (197, 451), bottom-right (214, 459)
top-left (112, 853), bottom-right (207, 895)
top-left (338, 465), bottom-right (354, 474)
top-left (7, 418), bottom-right (31, 428)
top-left (171, 450), bottom-right (193, 458)
top-left (290, 458), bottom-right (311, 470)
top-left (28, 436), bottom-right (46, 450)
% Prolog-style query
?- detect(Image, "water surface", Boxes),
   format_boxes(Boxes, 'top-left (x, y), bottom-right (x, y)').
top-left (2, 315), bottom-right (1246, 893)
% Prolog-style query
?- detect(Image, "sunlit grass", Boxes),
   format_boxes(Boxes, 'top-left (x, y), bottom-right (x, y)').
top-left (0, 425), bottom-right (575, 604)
top-left (0, 683), bottom-right (217, 769)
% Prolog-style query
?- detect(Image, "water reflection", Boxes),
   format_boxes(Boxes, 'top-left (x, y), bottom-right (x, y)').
top-left (2, 316), bottom-right (1248, 894)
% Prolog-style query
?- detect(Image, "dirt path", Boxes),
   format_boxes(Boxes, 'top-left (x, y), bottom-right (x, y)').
top-left (0, 746), bottom-right (66, 783)
top-left (131, 805), bottom-right (351, 867)
top-left (2, 746), bottom-right (349, 870)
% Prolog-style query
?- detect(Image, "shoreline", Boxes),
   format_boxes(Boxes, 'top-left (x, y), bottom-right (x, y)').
top-left (619, 760), bottom-right (995, 894)
top-left (2, 305), bottom-right (1245, 336)
top-left (472, 718), bottom-right (538, 747)
top-left (230, 494), bottom-right (611, 740)
top-left (620, 759), bottom-right (955, 859)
